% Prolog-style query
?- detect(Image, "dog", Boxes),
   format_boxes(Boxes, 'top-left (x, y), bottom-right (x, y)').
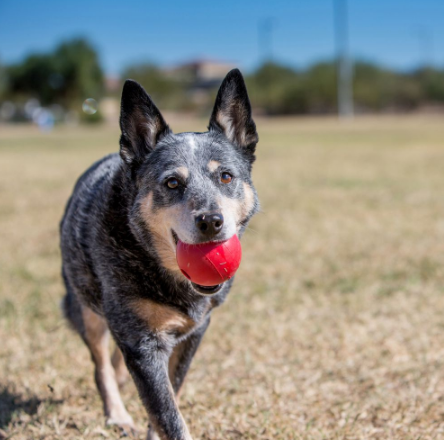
top-left (60, 69), bottom-right (259, 440)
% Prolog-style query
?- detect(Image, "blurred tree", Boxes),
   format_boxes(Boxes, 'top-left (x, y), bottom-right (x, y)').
top-left (414, 67), bottom-right (444, 103)
top-left (391, 75), bottom-right (422, 110)
top-left (354, 61), bottom-right (423, 111)
top-left (7, 54), bottom-right (57, 104)
top-left (122, 63), bottom-right (187, 109)
top-left (247, 59), bottom-right (443, 114)
top-left (353, 62), bottom-right (397, 110)
top-left (6, 38), bottom-right (104, 109)
top-left (4, 45), bottom-right (444, 117)
top-left (246, 62), bottom-right (308, 114)
top-left (0, 60), bottom-right (7, 99)
top-left (303, 62), bottom-right (337, 113)
top-left (53, 39), bottom-right (104, 107)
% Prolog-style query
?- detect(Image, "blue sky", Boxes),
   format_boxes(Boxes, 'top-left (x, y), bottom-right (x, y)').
top-left (0, 0), bottom-right (443, 75)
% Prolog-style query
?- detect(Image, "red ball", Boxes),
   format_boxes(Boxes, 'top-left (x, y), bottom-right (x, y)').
top-left (176, 235), bottom-right (242, 286)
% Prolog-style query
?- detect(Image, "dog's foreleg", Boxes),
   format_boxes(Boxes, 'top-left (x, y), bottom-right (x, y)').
top-left (168, 316), bottom-right (211, 402)
top-left (145, 318), bottom-right (210, 440)
top-left (116, 333), bottom-right (193, 440)
top-left (81, 307), bottom-right (135, 429)
top-left (111, 346), bottom-right (130, 388)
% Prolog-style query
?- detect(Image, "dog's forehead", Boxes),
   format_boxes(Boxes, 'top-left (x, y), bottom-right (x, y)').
top-left (172, 132), bottom-right (222, 156)
top-left (144, 131), bottom-right (252, 184)
top-left (153, 131), bottom-right (240, 168)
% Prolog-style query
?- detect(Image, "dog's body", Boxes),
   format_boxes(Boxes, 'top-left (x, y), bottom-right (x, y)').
top-left (60, 70), bottom-right (259, 440)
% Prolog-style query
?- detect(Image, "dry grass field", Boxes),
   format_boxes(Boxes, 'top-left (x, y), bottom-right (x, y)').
top-left (1, 115), bottom-right (444, 439)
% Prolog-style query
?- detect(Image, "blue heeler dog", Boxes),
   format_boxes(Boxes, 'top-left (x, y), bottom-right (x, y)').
top-left (60, 69), bottom-right (259, 440)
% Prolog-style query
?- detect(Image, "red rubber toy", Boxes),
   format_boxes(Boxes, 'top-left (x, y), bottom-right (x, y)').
top-left (176, 235), bottom-right (242, 286)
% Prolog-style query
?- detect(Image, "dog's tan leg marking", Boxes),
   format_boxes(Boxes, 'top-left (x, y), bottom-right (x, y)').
top-left (131, 300), bottom-right (196, 440)
top-left (111, 346), bottom-right (130, 388)
top-left (82, 307), bottom-right (134, 429)
top-left (207, 160), bottom-right (220, 173)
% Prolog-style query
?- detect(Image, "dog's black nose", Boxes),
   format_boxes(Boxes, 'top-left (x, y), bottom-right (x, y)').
top-left (195, 213), bottom-right (224, 238)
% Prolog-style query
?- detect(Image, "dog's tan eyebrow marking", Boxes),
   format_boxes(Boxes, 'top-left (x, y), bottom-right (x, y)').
top-left (160, 167), bottom-right (189, 181)
top-left (207, 160), bottom-right (221, 173)
top-left (176, 167), bottom-right (189, 179)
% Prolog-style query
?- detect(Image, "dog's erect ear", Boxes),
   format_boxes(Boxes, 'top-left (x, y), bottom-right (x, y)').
top-left (209, 69), bottom-right (258, 154)
top-left (119, 80), bottom-right (171, 165)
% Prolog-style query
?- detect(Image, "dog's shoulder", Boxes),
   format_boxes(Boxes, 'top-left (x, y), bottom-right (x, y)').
top-left (72, 153), bottom-right (120, 203)
top-left (61, 153), bottom-right (120, 228)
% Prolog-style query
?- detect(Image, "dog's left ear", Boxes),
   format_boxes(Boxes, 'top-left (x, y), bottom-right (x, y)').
top-left (119, 80), bottom-right (171, 165)
top-left (209, 69), bottom-right (258, 156)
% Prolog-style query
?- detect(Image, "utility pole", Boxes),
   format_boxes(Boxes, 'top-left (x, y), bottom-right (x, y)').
top-left (258, 18), bottom-right (275, 62)
top-left (415, 27), bottom-right (433, 67)
top-left (334, 0), bottom-right (354, 118)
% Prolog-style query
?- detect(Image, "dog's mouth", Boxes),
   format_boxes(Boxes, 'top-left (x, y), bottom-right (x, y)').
top-left (171, 229), bottom-right (223, 295)
top-left (191, 283), bottom-right (222, 295)
top-left (172, 229), bottom-right (179, 246)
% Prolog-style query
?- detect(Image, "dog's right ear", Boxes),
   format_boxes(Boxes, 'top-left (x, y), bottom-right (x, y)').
top-left (119, 80), bottom-right (171, 165)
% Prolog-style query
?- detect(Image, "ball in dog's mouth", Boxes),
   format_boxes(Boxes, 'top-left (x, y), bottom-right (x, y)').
top-left (174, 233), bottom-right (242, 295)
top-left (172, 230), bottom-right (221, 293)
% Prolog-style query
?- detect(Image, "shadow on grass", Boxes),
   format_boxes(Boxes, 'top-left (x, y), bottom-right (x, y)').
top-left (0, 384), bottom-right (63, 430)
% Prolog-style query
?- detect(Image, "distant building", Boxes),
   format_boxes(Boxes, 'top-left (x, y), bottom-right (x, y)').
top-left (165, 59), bottom-right (236, 107)
top-left (103, 59), bottom-right (237, 117)
top-left (166, 59), bottom-right (236, 89)
top-left (105, 76), bottom-right (121, 94)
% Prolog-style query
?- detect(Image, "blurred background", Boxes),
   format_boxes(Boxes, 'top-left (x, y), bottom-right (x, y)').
top-left (2, 1), bottom-right (444, 439)
top-left (1, 0), bottom-right (444, 125)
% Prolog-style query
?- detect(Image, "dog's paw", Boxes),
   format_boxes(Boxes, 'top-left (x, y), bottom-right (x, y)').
top-left (146, 425), bottom-right (161, 440)
top-left (106, 413), bottom-right (137, 437)
top-left (110, 424), bottom-right (139, 439)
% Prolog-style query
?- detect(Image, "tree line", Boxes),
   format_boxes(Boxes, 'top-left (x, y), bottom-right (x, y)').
top-left (247, 61), bottom-right (444, 114)
top-left (1, 38), bottom-right (444, 119)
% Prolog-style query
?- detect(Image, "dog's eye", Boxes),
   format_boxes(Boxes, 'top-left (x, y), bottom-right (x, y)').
top-left (166, 178), bottom-right (179, 189)
top-left (221, 172), bottom-right (232, 184)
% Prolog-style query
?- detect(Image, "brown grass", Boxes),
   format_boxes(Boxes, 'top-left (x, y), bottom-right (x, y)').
top-left (1, 115), bottom-right (444, 439)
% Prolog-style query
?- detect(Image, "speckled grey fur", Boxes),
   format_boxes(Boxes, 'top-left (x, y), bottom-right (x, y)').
top-left (60, 69), bottom-right (259, 440)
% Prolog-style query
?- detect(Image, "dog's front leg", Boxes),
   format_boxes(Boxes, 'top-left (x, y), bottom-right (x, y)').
top-left (169, 316), bottom-right (211, 399)
top-left (117, 333), bottom-right (193, 440)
